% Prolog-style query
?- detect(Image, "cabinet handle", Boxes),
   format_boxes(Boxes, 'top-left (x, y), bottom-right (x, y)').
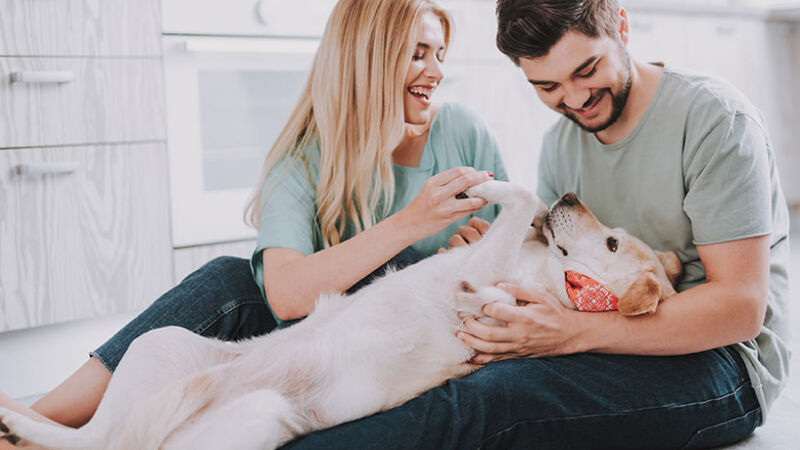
top-left (14, 162), bottom-right (80, 177)
top-left (10, 71), bottom-right (75, 84)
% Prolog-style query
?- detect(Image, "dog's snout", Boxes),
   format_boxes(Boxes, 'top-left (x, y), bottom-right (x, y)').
top-left (559, 192), bottom-right (580, 207)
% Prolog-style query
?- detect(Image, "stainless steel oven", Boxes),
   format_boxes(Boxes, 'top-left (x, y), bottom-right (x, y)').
top-left (161, 0), bottom-right (335, 247)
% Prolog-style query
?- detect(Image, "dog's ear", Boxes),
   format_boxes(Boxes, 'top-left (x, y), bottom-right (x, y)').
top-left (655, 250), bottom-right (682, 288)
top-left (617, 271), bottom-right (661, 316)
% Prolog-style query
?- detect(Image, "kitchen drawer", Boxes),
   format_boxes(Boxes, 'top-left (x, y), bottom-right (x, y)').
top-left (0, 143), bottom-right (173, 332)
top-left (173, 240), bottom-right (257, 285)
top-left (0, 0), bottom-right (161, 57)
top-left (0, 57), bottom-right (166, 149)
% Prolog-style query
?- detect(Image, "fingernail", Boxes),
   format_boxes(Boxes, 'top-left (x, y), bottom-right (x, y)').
top-left (497, 282), bottom-right (509, 290)
top-left (486, 171), bottom-right (494, 178)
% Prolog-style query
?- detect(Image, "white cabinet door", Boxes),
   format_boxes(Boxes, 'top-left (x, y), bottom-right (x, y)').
top-left (0, 143), bottom-right (173, 332)
top-left (0, 57), bottom-right (166, 149)
top-left (0, 0), bottom-right (161, 57)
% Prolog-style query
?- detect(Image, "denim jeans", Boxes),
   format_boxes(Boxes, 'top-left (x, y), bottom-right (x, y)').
top-left (92, 256), bottom-right (760, 449)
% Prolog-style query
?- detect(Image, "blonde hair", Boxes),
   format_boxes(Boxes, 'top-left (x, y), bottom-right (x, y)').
top-left (245, 0), bottom-right (451, 248)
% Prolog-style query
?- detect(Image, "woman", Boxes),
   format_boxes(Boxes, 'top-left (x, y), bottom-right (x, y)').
top-left (0, 0), bottom-right (507, 445)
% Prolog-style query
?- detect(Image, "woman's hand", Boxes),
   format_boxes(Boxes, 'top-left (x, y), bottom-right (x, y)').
top-left (399, 167), bottom-right (491, 240)
top-left (456, 283), bottom-right (586, 364)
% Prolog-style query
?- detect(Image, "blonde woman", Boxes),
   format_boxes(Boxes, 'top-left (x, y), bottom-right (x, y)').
top-left (0, 0), bottom-right (512, 447)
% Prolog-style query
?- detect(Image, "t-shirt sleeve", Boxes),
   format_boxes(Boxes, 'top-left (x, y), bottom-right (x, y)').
top-left (682, 113), bottom-right (773, 245)
top-left (254, 155), bottom-right (318, 257)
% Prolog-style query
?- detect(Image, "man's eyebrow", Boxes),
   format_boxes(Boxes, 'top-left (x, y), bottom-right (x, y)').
top-left (572, 56), bottom-right (599, 76)
top-left (527, 56), bottom-right (600, 85)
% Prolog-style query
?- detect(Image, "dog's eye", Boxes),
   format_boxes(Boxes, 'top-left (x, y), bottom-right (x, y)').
top-left (606, 237), bottom-right (618, 253)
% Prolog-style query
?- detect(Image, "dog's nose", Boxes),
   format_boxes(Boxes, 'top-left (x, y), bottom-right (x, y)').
top-left (560, 192), bottom-right (580, 207)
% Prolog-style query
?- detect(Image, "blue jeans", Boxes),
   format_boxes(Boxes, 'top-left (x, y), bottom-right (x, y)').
top-left (92, 256), bottom-right (760, 449)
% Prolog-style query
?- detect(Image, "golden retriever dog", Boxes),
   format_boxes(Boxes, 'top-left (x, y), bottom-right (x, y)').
top-left (0, 181), bottom-right (681, 450)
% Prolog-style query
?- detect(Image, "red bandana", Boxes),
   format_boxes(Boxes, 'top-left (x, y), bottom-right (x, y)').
top-left (564, 271), bottom-right (619, 312)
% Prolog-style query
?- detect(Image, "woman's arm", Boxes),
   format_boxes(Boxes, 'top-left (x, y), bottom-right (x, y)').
top-left (264, 167), bottom-right (490, 321)
top-left (457, 235), bottom-right (770, 363)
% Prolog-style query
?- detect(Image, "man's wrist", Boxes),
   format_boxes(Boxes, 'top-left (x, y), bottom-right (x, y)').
top-left (569, 311), bottom-right (603, 354)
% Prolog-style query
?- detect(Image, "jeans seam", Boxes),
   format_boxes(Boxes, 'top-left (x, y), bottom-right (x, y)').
top-left (477, 381), bottom-right (754, 450)
top-left (194, 297), bottom-right (266, 336)
top-left (678, 407), bottom-right (761, 450)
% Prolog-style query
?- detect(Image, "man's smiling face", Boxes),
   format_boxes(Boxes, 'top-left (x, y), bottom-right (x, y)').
top-left (519, 31), bottom-right (632, 133)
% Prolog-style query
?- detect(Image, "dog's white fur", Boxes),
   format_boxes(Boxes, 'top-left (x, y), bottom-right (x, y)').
top-left (0, 181), bottom-right (680, 449)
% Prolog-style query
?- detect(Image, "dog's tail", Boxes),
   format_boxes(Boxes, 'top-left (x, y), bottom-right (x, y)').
top-left (110, 371), bottom-right (219, 449)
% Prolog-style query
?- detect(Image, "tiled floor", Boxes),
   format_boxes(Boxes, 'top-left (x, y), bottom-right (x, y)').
top-left (726, 230), bottom-right (799, 449)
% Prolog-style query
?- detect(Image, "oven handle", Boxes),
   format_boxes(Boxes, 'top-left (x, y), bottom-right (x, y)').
top-left (182, 37), bottom-right (319, 55)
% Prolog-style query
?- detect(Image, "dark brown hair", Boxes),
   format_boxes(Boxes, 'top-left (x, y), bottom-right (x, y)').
top-left (496, 0), bottom-right (621, 65)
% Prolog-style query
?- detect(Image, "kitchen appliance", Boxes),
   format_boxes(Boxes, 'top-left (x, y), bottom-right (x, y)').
top-left (161, 0), bottom-right (336, 247)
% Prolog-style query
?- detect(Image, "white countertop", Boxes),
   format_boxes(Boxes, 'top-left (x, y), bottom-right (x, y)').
top-left (622, 0), bottom-right (800, 21)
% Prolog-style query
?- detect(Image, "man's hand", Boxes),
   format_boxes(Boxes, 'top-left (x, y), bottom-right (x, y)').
top-left (437, 217), bottom-right (491, 253)
top-left (456, 283), bottom-right (585, 364)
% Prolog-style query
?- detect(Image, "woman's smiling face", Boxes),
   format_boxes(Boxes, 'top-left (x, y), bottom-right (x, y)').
top-left (403, 12), bottom-right (446, 125)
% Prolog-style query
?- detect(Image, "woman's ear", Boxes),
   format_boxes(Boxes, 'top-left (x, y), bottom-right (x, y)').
top-left (617, 271), bottom-right (661, 316)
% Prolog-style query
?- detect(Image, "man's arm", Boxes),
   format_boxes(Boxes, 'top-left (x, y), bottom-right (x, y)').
top-left (457, 235), bottom-right (770, 363)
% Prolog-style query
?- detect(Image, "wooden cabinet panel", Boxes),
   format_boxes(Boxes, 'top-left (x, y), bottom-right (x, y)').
top-left (173, 240), bottom-right (257, 285)
top-left (0, 143), bottom-right (173, 331)
top-left (0, 57), bottom-right (166, 149)
top-left (0, 0), bottom-right (161, 57)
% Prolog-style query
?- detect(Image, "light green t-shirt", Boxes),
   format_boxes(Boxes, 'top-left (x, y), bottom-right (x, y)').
top-left (251, 103), bottom-right (508, 324)
top-left (538, 65), bottom-right (791, 422)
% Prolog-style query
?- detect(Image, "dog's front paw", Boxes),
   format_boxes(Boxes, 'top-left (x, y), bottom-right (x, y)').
top-left (465, 180), bottom-right (501, 204)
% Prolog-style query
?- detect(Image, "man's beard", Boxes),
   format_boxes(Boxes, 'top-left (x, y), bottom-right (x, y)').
top-left (562, 59), bottom-right (633, 133)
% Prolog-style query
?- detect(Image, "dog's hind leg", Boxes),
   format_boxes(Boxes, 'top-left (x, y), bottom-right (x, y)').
top-left (0, 408), bottom-right (99, 449)
top-left (164, 389), bottom-right (304, 450)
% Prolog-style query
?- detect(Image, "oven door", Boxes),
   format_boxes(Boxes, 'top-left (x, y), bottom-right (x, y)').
top-left (163, 35), bottom-right (317, 247)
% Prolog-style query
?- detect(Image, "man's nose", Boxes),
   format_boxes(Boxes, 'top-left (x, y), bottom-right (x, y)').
top-left (562, 85), bottom-right (591, 110)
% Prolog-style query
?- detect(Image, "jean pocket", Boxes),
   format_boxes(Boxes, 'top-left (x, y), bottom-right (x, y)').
top-left (680, 408), bottom-right (761, 450)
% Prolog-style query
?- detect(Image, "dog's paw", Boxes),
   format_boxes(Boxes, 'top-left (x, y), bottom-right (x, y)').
top-left (0, 409), bottom-right (22, 447)
top-left (466, 181), bottom-right (541, 212)
top-left (455, 283), bottom-right (515, 326)
top-left (465, 180), bottom-right (501, 203)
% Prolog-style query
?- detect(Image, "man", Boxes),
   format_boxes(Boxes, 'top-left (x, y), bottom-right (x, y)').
top-left (285, 1), bottom-right (790, 448)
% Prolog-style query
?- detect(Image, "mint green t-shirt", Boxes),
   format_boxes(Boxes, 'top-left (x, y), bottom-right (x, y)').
top-left (251, 103), bottom-right (508, 324)
top-left (538, 66), bottom-right (791, 422)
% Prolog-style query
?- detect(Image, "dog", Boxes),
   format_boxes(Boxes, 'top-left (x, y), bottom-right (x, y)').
top-left (0, 181), bottom-right (681, 449)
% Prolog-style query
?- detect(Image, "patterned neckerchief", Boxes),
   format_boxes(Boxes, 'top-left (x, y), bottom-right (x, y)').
top-left (564, 271), bottom-right (619, 312)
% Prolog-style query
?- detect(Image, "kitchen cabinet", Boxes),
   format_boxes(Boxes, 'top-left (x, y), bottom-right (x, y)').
top-left (0, 0), bottom-right (161, 57)
top-left (0, 57), bottom-right (165, 149)
top-left (0, 0), bottom-right (171, 332)
top-left (0, 144), bottom-right (172, 331)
